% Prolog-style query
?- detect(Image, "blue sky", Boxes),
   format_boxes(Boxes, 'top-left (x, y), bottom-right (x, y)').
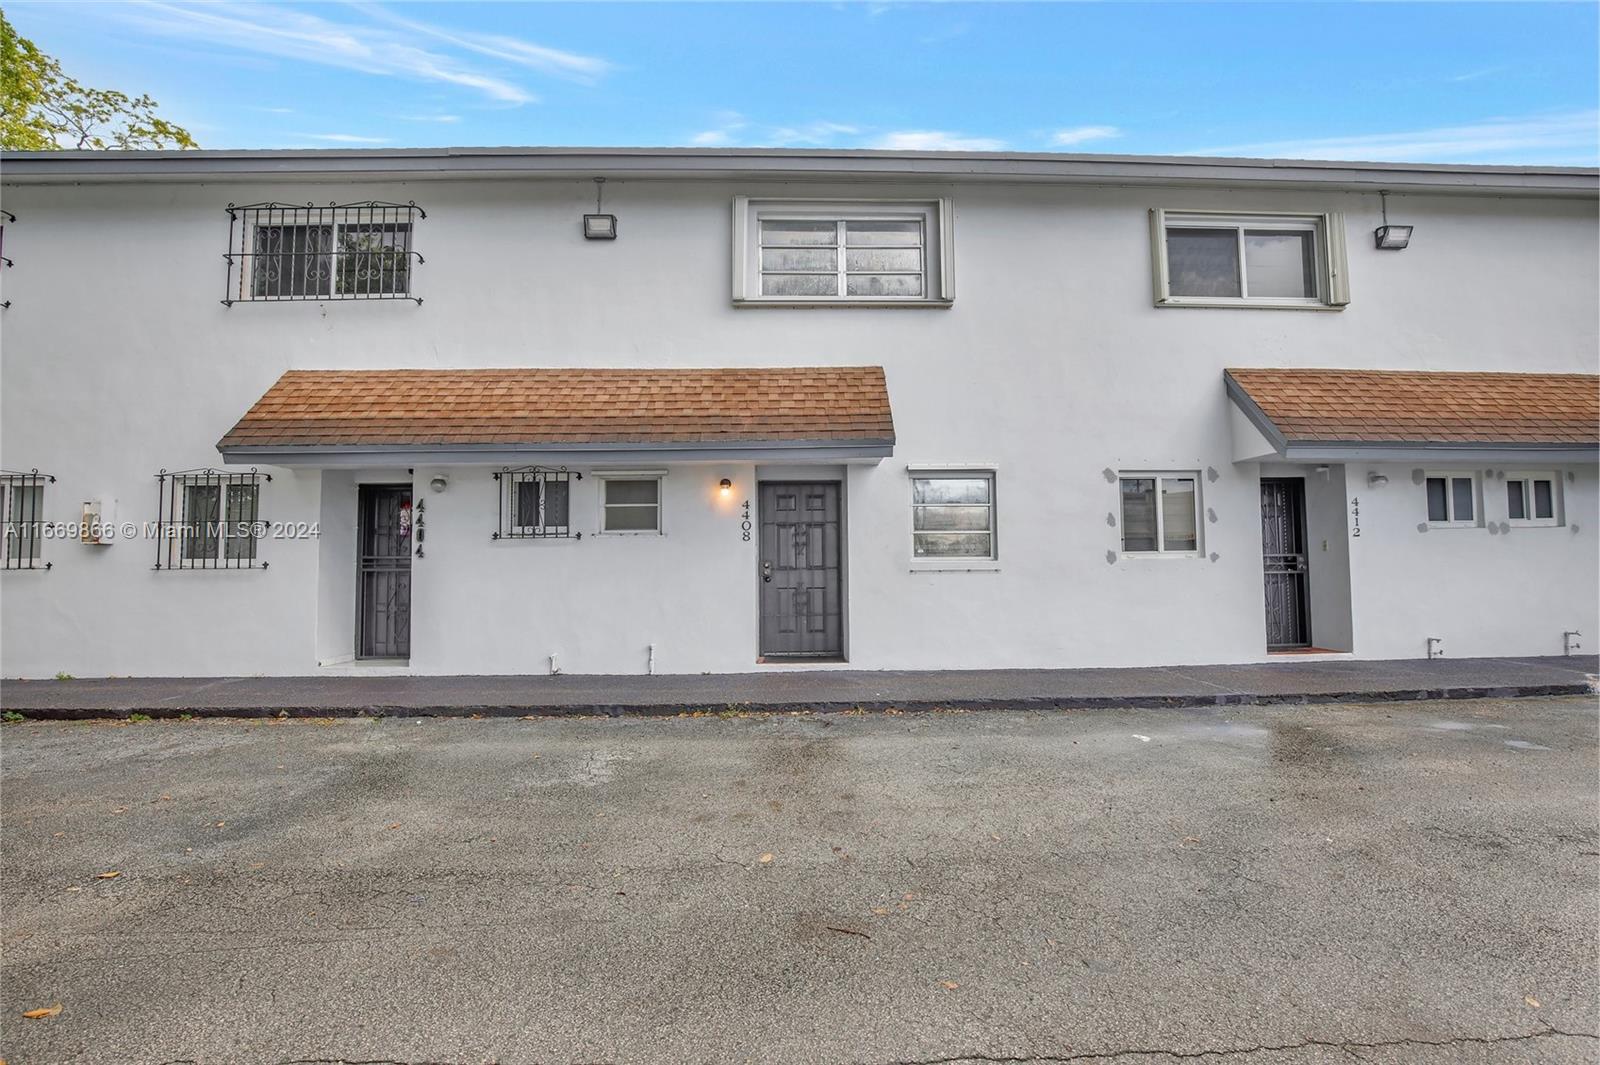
top-left (10, 1), bottom-right (1599, 164)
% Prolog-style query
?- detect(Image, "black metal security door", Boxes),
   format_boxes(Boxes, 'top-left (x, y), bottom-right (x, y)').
top-left (759, 482), bottom-right (843, 658)
top-left (1260, 478), bottom-right (1311, 650)
top-left (357, 485), bottom-right (412, 659)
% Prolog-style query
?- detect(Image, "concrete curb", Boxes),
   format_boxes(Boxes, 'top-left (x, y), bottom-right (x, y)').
top-left (5, 682), bottom-right (1593, 721)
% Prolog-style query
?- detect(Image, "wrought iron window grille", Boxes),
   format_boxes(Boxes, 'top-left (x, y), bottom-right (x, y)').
top-left (2, 469), bottom-right (55, 571)
top-left (223, 201), bottom-right (425, 306)
top-left (154, 468), bottom-right (271, 570)
top-left (1, 209), bottom-right (14, 309)
top-left (493, 467), bottom-right (581, 540)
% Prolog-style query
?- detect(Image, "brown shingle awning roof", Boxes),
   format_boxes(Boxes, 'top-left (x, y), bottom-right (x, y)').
top-left (1226, 368), bottom-right (1599, 458)
top-left (218, 367), bottom-right (895, 463)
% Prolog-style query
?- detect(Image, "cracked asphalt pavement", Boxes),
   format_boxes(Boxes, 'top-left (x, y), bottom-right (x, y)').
top-left (1, 695), bottom-right (1596, 1064)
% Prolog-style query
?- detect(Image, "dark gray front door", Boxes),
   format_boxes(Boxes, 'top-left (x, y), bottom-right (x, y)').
top-left (357, 485), bottom-right (412, 659)
top-left (1260, 478), bottom-right (1310, 650)
top-left (759, 482), bottom-right (843, 658)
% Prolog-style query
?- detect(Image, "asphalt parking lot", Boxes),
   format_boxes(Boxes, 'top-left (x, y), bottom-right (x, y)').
top-left (2, 696), bottom-right (1596, 1064)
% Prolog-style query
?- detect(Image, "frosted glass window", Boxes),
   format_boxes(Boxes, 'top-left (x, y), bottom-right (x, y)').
top-left (752, 207), bottom-right (936, 301)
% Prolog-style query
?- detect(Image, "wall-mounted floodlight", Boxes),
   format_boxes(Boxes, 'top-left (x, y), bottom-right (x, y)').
top-left (1374, 190), bottom-right (1412, 250)
top-left (584, 177), bottom-right (617, 240)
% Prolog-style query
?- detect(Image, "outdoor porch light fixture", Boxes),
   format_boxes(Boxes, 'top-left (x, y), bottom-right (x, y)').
top-left (1367, 471), bottom-right (1390, 488)
top-left (1374, 190), bottom-right (1412, 250)
top-left (583, 177), bottom-right (617, 240)
top-left (429, 475), bottom-right (448, 493)
top-left (719, 478), bottom-right (733, 496)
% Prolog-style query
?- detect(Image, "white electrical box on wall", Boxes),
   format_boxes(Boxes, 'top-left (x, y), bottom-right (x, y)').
top-left (80, 499), bottom-right (109, 545)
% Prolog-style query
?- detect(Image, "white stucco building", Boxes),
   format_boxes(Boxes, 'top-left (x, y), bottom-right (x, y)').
top-left (1, 147), bottom-right (1595, 678)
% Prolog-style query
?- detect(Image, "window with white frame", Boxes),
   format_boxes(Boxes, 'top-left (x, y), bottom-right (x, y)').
top-left (911, 471), bottom-right (996, 560)
top-left (1424, 472), bottom-right (1479, 528)
top-left (154, 469), bottom-right (268, 570)
top-left (1, 470), bottom-right (50, 571)
top-left (733, 198), bottom-right (951, 304)
top-left (1151, 210), bottom-right (1349, 308)
top-left (1119, 473), bottom-right (1200, 554)
top-left (600, 475), bottom-right (662, 534)
top-left (1505, 472), bottom-right (1561, 527)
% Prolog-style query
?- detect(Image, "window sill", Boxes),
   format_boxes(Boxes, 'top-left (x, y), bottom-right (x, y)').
top-left (734, 298), bottom-right (954, 310)
top-left (494, 535), bottom-right (581, 545)
top-left (910, 560), bottom-right (999, 573)
top-left (1155, 298), bottom-right (1343, 312)
top-left (1507, 521), bottom-right (1562, 529)
top-left (594, 531), bottom-right (664, 537)
top-left (1425, 523), bottom-right (1483, 531)
top-left (1119, 551), bottom-right (1203, 560)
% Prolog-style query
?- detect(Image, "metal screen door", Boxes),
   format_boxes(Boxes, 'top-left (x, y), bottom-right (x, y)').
top-left (758, 482), bottom-right (843, 658)
top-left (357, 485), bottom-right (412, 659)
top-left (1260, 478), bottom-right (1311, 650)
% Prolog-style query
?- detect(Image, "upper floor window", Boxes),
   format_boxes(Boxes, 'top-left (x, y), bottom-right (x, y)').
top-left (733, 197), bottom-right (952, 306)
top-left (224, 202), bottom-right (424, 305)
top-left (1505, 472), bottom-right (1562, 527)
top-left (1150, 210), bottom-right (1349, 309)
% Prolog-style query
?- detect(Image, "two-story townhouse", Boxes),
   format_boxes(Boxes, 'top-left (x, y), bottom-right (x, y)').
top-left (0, 147), bottom-right (1595, 678)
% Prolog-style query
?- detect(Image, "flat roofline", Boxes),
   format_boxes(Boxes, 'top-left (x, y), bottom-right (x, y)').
top-left (4, 145), bottom-right (1595, 196)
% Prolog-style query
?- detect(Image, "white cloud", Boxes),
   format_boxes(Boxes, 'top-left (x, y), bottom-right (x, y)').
top-left (358, 5), bottom-right (612, 84)
top-left (1189, 111), bottom-right (1600, 164)
top-left (119, 2), bottom-right (612, 105)
top-left (1050, 125), bottom-right (1121, 147)
top-left (873, 130), bottom-right (1007, 152)
top-left (686, 114), bottom-right (859, 148)
top-left (689, 111), bottom-right (747, 146)
top-left (768, 121), bottom-right (860, 146)
top-left (303, 133), bottom-right (391, 144)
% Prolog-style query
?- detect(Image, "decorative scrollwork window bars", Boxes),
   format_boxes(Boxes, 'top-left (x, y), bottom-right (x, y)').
top-left (493, 467), bottom-right (580, 540)
top-left (2, 469), bottom-right (54, 571)
top-left (154, 468), bottom-right (270, 570)
top-left (223, 201), bottom-right (425, 305)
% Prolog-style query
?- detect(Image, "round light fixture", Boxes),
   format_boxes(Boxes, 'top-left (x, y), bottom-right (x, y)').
top-left (429, 476), bottom-right (448, 493)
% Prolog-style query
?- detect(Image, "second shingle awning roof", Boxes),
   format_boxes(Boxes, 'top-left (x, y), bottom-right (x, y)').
top-left (217, 366), bottom-right (896, 466)
top-left (1225, 367), bottom-right (1600, 463)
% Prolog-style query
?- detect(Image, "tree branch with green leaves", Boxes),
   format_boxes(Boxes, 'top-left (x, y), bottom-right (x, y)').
top-left (1, 7), bottom-right (196, 150)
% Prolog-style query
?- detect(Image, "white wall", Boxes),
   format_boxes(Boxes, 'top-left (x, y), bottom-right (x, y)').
top-left (2, 175), bottom-right (1595, 676)
top-left (1345, 462), bottom-right (1599, 660)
